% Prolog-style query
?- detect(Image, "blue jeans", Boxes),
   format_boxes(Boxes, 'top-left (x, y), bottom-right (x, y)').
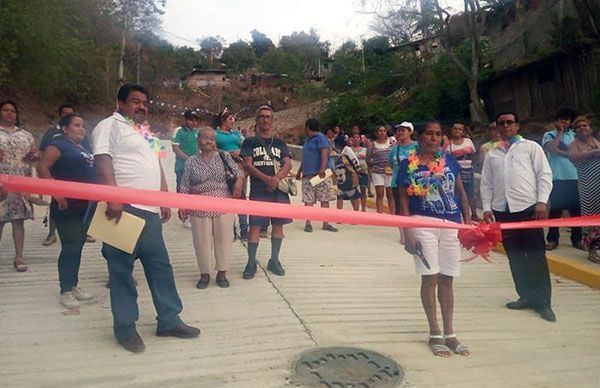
top-left (52, 201), bottom-right (90, 294)
top-left (102, 206), bottom-right (183, 341)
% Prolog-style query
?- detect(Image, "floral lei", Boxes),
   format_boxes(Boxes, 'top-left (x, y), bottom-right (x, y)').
top-left (406, 148), bottom-right (446, 197)
top-left (126, 118), bottom-right (167, 159)
top-left (492, 135), bottom-right (523, 151)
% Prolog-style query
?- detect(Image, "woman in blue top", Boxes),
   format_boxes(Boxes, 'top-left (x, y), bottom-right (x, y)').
top-left (215, 111), bottom-right (249, 240)
top-left (38, 114), bottom-right (97, 310)
top-left (397, 120), bottom-right (471, 358)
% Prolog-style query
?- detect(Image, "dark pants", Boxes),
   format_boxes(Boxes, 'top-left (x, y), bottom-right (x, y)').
top-left (494, 206), bottom-right (552, 308)
top-left (391, 187), bottom-right (402, 215)
top-left (175, 169), bottom-right (184, 192)
top-left (52, 202), bottom-right (89, 294)
top-left (546, 180), bottom-right (582, 245)
top-left (102, 206), bottom-right (183, 341)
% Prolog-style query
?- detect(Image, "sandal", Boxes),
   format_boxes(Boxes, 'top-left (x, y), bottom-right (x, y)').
top-left (13, 258), bottom-right (28, 272)
top-left (588, 250), bottom-right (600, 264)
top-left (429, 335), bottom-right (451, 357)
top-left (444, 334), bottom-right (470, 356)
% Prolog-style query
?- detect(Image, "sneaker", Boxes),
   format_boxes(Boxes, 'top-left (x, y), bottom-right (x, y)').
top-left (242, 262), bottom-right (257, 279)
top-left (118, 332), bottom-right (145, 353)
top-left (156, 322), bottom-right (201, 338)
top-left (304, 223), bottom-right (313, 233)
top-left (267, 259), bottom-right (285, 276)
top-left (60, 292), bottom-right (80, 309)
top-left (71, 286), bottom-right (93, 301)
top-left (43, 234), bottom-right (57, 246)
top-left (216, 274), bottom-right (230, 288)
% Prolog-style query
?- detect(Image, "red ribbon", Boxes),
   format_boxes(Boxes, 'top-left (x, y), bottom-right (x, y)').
top-left (3, 174), bottom-right (600, 262)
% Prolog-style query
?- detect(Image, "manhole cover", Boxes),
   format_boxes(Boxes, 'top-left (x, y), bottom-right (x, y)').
top-left (290, 347), bottom-right (403, 387)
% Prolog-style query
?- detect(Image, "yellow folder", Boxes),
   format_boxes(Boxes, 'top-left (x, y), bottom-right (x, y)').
top-left (87, 202), bottom-right (146, 254)
top-left (309, 168), bottom-right (333, 186)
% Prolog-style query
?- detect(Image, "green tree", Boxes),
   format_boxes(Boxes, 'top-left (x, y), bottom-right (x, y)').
top-left (250, 29), bottom-right (275, 58)
top-left (221, 40), bottom-right (257, 74)
top-left (198, 36), bottom-right (225, 67)
top-left (259, 49), bottom-right (303, 80)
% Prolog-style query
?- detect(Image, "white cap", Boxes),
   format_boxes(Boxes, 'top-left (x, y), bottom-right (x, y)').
top-left (396, 121), bottom-right (414, 131)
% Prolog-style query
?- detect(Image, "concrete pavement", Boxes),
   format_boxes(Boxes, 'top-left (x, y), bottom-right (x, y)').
top-left (1, 143), bottom-right (600, 387)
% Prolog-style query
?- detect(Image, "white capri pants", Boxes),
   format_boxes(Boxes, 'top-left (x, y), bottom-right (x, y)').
top-left (371, 173), bottom-right (392, 188)
top-left (411, 216), bottom-right (461, 277)
top-left (190, 213), bottom-right (235, 274)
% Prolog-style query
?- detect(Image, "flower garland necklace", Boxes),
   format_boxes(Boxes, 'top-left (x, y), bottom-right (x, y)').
top-left (125, 117), bottom-right (167, 159)
top-left (494, 135), bottom-right (523, 151)
top-left (406, 148), bottom-right (446, 197)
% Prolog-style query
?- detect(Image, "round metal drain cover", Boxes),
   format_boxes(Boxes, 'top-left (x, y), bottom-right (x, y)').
top-left (290, 347), bottom-right (403, 387)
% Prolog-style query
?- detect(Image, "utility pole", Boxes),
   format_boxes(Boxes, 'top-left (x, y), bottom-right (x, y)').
top-left (119, 17), bottom-right (127, 83)
top-left (136, 41), bottom-right (141, 83)
top-left (360, 36), bottom-right (366, 73)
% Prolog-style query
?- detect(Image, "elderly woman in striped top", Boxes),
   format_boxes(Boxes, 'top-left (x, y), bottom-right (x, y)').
top-left (179, 128), bottom-right (244, 288)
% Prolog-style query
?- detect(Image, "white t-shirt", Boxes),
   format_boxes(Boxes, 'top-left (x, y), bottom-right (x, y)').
top-left (92, 112), bottom-right (162, 213)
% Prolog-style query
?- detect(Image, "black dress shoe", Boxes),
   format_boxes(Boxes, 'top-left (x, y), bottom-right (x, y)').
top-left (196, 275), bottom-right (210, 289)
top-left (506, 298), bottom-right (531, 310)
top-left (157, 322), bottom-right (201, 338)
top-left (216, 276), bottom-right (230, 288)
top-left (267, 259), bottom-right (285, 276)
top-left (242, 262), bottom-right (257, 279)
top-left (118, 332), bottom-right (145, 353)
top-left (536, 306), bottom-right (556, 322)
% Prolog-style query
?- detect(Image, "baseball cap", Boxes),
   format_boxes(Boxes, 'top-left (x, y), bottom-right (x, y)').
top-left (395, 121), bottom-right (414, 131)
top-left (183, 110), bottom-right (199, 119)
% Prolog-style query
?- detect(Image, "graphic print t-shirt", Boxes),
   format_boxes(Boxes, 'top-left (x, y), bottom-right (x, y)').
top-left (397, 153), bottom-right (463, 223)
top-left (240, 135), bottom-right (290, 194)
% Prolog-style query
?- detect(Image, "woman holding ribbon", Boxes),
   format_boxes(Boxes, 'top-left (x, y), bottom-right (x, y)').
top-left (397, 120), bottom-right (471, 357)
top-left (38, 113), bottom-right (96, 308)
top-left (568, 116), bottom-right (600, 263)
top-left (179, 127), bottom-right (244, 289)
top-left (0, 100), bottom-right (37, 272)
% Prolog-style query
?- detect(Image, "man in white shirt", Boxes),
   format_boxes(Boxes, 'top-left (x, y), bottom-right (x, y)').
top-left (480, 112), bottom-right (555, 322)
top-left (93, 83), bottom-right (199, 353)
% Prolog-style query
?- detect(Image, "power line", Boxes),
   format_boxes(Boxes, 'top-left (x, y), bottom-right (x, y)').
top-left (158, 28), bottom-right (200, 47)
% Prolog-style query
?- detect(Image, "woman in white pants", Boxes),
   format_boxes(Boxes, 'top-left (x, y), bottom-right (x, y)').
top-left (397, 120), bottom-right (471, 358)
top-left (179, 128), bottom-right (244, 289)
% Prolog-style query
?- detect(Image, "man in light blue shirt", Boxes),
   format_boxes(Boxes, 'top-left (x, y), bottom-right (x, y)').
top-left (541, 108), bottom-right (582, 250)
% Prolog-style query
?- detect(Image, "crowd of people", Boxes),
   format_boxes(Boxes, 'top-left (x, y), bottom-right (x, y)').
top-left (1, 82), bottom-right (599, 356)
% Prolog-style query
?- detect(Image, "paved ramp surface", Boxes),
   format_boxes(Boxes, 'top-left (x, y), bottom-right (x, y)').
top-left (1, 142), bottom-right (599, 387)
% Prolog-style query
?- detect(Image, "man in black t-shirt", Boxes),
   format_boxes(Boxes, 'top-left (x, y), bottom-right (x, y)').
top-left (239, 105), bottom-right (292, 279)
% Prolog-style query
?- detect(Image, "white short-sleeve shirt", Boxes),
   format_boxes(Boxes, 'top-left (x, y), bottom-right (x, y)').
top-left (92, 112), bottom-right (161, 213)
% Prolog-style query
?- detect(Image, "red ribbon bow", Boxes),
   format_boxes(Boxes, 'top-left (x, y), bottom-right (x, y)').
top-left (458, 222), bottom-right (502, 263)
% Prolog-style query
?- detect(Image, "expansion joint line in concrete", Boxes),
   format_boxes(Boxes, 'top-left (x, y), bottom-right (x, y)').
top-left (240, 241), bottom-right (318, 345)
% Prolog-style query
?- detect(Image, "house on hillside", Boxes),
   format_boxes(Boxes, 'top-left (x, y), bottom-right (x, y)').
top-left (480, 0), bottom-right (600, 119)
top-left (185, 69), bottom-right (230, 89)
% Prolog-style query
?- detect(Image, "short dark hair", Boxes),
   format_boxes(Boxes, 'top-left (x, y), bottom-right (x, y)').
top-left (305, 118), bottom-right (320, 132)
top-left (58, 103), bottom-right (75, 116)
top-left (495, 112), bottom-right (520, 124)
top-left (58, 113), bottom-right (83, 131)
top-left (555, 108), bottom-right (577, 122)
top-left (414, 119), bottom-right (441, 135)
top-left (117, 83), bottom-right (149, 102)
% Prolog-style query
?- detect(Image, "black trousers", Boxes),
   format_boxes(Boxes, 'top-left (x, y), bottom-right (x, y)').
top-left (494, 206), bottom-right (552, 308)
top-left (546, 180), bottom-right (582, 245)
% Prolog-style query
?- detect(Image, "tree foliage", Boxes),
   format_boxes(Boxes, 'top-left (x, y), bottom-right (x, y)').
top-left (250, 29), bottom-right (275, 58)
top-left (221, 40), bottom-right (257, 74)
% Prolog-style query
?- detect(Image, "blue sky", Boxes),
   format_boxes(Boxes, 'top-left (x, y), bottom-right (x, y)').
top-left (160, 0), bottom-right (461, 49)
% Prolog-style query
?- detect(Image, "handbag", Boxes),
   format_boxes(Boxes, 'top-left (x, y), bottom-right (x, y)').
top-left (256, 136), bottom-right (297, 196)
top-left (217, 151), bottom-right (237, 196)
